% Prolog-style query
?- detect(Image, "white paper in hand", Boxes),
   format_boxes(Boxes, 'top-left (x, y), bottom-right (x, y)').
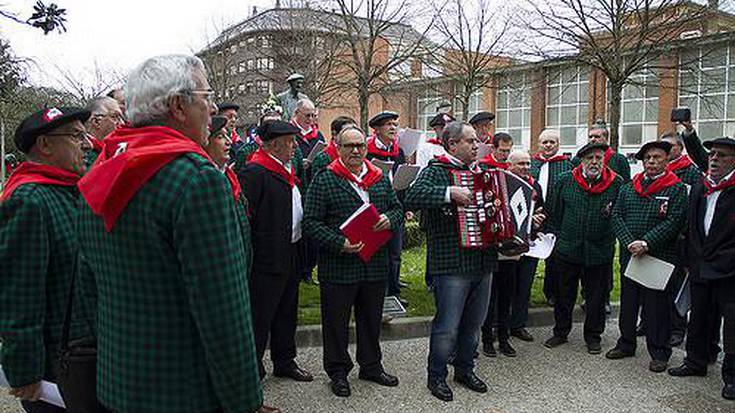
top-left (524, 233), bottom-right (556, 259)
top-left (392, 164), bottom-right (420, 191)
top-left (397, 128), bottom-right (422, 157)
top-left (624, 254), bottom-right (675, 291)
top-left (0, 366), bottom-right (66, 408)
top-left (476, 143), bottom-right (493, 160)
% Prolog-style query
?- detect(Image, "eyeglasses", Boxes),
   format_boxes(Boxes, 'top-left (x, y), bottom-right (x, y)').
top-left (45, 130), bottom-right (88, 143)
top-left (709, 150), bottom-right (735, 159)
top-left (184, 89), bottom-right (216, 104)
top-left (339, 142), bottom-right (367, 150)
top-left (305, 113), bottom-right (319, 119)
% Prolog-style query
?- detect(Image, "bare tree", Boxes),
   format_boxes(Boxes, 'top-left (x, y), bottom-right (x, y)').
top-left (196, 16), bottom-right (240, 100)
top-left (428, 0), bottom-right (513, 121)
top-left (40, 61), bottom-right (125, 105)
top-left (522, 0), bottom-right (717, 148)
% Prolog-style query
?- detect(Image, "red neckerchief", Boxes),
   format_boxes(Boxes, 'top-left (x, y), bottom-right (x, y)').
top-left (426, 138), bottom-right (442, 146)
top-left (703, 172), bottom-right (735, 195)
top-left (572, 164), bottom-right (617, 194)
top-left (230, 129), bottom-right (241, 144)
top-left (78, 126), bottom-right (241, 231)
top-left (632, 171), bottom-right (681, 198)
top-left (533, 153), bottom-right (569, 163)
top-left (525, 175), bottom-right (536, 186)
top-left (291, 119), bottom-right (319, 142)
top-left (328, 158), bottom-right (383, 190)
top-left (666, 155), bottom-right (693, 173)
top-left (367, 135), bottom-right (400, 159)
top-left (480, 133), bottom-right (493, 145)
top-left (324, 140), bottom-right (339, 161)
top-left (88, 134), bottom-right (104, 153)
top-left (603, 147), bottom-right (615, 165)
top-left (479, 154), bottom-right (509, 170)
top-left (248, 149), bottom-right (299, 188)
top-left (1, 162), bottom-right (80, 202)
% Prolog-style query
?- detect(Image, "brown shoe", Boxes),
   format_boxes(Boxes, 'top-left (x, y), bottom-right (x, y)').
top-left (257, 406), bottom-right (281, 413)
top-left (649, 360), bottom-right (668, 373)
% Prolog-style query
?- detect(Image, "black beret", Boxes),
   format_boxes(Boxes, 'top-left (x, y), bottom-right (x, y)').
top-left (209, 116), bottom-right (228, 137)
top-left (368, 111), bottom-right (399, 128)
top-left (469, 111), bottom-right (495, 125)
top-left (576, 142), bottom-right (609, 159)
top-left (14, 107), bottom-right (91, 154)
top-left (256, 120), bottom-right (300, 141)
top-left (429, 113), bottom-right (455, 128)
top-left (217, 102), bottom-right (240, 112)
top-left (703, 137), bottom-right (735, 150)
top-left (635, 141), bottom-right (672, 160)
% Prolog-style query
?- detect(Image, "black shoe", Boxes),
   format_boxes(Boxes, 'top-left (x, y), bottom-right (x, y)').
top-left (482, 342), bottom-right (497, 357)
top-left (723, 384), bottom-right (735, 400)
top-left (636, 324), bottom-right (646, 337)
top-left (669, 333), bottom-right (684, 347)
top-left (511, 328), bottom-right (534, 342)
top-left (454, 371), bottom-right (488, 393)
top-left (498, 340), bottom-right (517, 357)
top-left (605, 348), bottom-right (634, 360)
top-left (330, 378), bottom-right (351, 397)
top-left (587, 342), bottom-right (602, 355)
top-left (649, 360), bottom-right (668, 373)
top-left (427, 379), bottom-right (453, 402)
top-left (667, 364), bottom-right (707, 377)
top-left (544, 336), bottom-right (568, 349)
top-left (273, 366), bottom-right (314, 382)
top-left (359, 371), bottom-right (399, 387)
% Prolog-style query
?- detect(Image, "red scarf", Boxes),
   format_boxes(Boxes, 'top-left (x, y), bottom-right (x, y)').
top-left (88, 135), bottom-right (104, 153)
top-left (327, 158), bottom-right (383, 190)
top-left (572, 164), bottom-right (617, 194)
top-left (367, 135), bottom-right (400, 159)
top-left (78, 126), bottom-right (241, 231)
top-left (480, 133), bottom-right (493, 145)
top-left (248, 149), bottom-right (298, 188)
top-left (604, 147), bottom-right (615, 165)
top-left (479, 154), bottom-right (509, 170)
top-left (703, 172), bottom-right (735, 195)
top-left (533, 153), bottom-right (569, 163)
top-left (632, 171), bottom-right (681, 198)
top-left (666, 155), bottom-right (693, 173)
top-left (1, 162), bottom-right (80, 202)
top-left (324, 140), bottom-right (340, 161)
top-left (291, 119), bottom-right (319, 142)
top-left (230, 129), bottom-right (241, 144)
top-left (426, 138), bottom-right (442, 146)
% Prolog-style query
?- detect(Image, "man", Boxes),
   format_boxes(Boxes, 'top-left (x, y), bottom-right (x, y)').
top-left (106, 88), bottom-right (126, 118)
top-left (310, 115), bottom-right (356, 175)
top-left (531, 129), bottom-right (574, 307)
top-left (405, 121), bottom-right (496, 402)
top-left (469, 111), bottom-right (495, 145)
top-left (75, 55), bottom-right (274, 413)
top-left (660, 131), bottom-right (703, 187)
top-left (303, 126), bottom-right (403, 398)
top-left (479, 132), bottom-right (512, 169)
top-left (572, 121), bottom-right (631, 182)
top-left (275, 73), bottom-right (309, 121)
top-left (543, 142), bottom-right (623, 354)
top-left (84, 96), bottom-right (125, 168)
top-left (291, 99), bottom-right (326, 165)
top-left (0, 106), bottom-right (92, 413)
top-left (416, 113), bottom-right (453, 169)
top-left (367, 111), bottom-right (408, 307)
top-left (217, 102), bottom-right (242, 145)
top-left (668, 136), bottom-right (735, 400)
top-left (507, 150), bottom-right (546, 343)
top-left (203, 116), bottom-right (231, 170)
top-left (606, 140), bottom-right (687, 373)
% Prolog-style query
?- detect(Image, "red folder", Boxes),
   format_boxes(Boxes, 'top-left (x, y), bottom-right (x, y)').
top-left (340, 203), bottom-right (393, 262)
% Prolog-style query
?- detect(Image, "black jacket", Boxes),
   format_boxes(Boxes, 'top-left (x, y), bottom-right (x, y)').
top-left (686, 182), bottom-right (735, 281)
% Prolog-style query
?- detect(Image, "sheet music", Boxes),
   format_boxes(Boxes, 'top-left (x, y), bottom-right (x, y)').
top-left (305, 141), bottom-right (327, 163)
top-left (371, 159), bottom-right (395, 175)
top-left (397, 128), bottom-right (422, 157)
top-left (476, 143), bottom-right (493, 160)
top-left (0, 367), bottom-right (66, 408)
top-left (392, 164), bottom-right (420, 191)
top-left (524, 233), bottom-right (556, 259)
top-left (624, 254), bottom-right (675, 291)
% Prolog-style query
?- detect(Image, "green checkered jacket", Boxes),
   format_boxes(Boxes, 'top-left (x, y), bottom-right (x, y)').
top-left (530, 158), bottom-right (574, 197)
top-left (546, 172), bottom-right (623, 266)
top-left (0, 184), bottom-right (88, 387)
top-left (573, 151), bottom-right (631, 182)
top-left (303, 169), bottom-right (404, 284)
top-left (404, 161), bottom-right (497, 276)
top-left (672, 164), bottom-right (703, 187)
top-left (311, 150), bottom-right (333, 177)
top-left (77, 153), bottom-right (262, 413)
top-left (612, 178), bottom-right (688, 267)
top-left (84, 148), bottom-right (100, 170)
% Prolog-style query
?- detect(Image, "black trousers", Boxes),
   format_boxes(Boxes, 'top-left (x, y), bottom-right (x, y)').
top-left (684, 276), bottom-right (735, 380)
top-left (552, 258), bottom-right (608, 345)
top-left (300, 235), bottom-right (319, 281)
top-left (320, 280), bottom-right (386, 380)
top-left (249, 244), bottom-right (301, 377)
top-left (21, 401), bottom-right (65, 413)
top-left (543, 256), bottom-right (558, 302)
top-left (616, 264), bottom-right (677, 362)
top-left (482, 260), bottom-right (517, 343)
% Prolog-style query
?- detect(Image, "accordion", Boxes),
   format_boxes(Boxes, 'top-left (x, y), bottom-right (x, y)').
top-left (449, 169), bottom-right (535, 250)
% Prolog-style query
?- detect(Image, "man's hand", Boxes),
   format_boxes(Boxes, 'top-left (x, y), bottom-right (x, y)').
top-left (9, 382), bottom-right (42, 401)
top-left (627, 240), bottom-right (648, 256)
top-left (405, 211), bottom-right (415, 221)
top-left (449, 186), bottom-right (472, 206)
top-left (532, 213), bottom-right (546, 230)
top-left (341, 239), bottom-right (365, 254)
top-left (373, 214), bottom-right (391, 232)
top-left (678, 120), bottom-right (694, 133)
top-left (303, 159), bottom-right (312, 169)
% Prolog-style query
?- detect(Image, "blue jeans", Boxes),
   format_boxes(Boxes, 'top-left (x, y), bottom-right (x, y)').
top-left (428, 273), bottom-right (492, 381)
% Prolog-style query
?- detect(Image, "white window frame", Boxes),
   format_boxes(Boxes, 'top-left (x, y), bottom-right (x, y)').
top-left (546, 65), bottom-right (590, 152)
top-left (617, 66), bottom-right (660, 150)
top-left (496, 73), bottom-right (532, 150)
top-left (417, 90), bottom-right (444, 135)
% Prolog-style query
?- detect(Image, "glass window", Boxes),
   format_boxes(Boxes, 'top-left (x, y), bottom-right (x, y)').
top-left (617, 66), bottom-right (659, 148)
top-left (497, 72), bottom-right (532, 149)
top-left (546, 65), bottom-right (590, 149)
top-left (417, 90), bottom-right (444, 134)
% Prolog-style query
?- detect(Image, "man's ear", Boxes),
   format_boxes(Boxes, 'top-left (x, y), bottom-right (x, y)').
top-left (34, 135), bottom-right (55, 157)
top-left (168, 95), bottom-right (188, 123)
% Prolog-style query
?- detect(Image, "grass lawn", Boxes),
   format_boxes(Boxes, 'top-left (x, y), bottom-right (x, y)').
top-left (298, 245), bottom-right (622, 325)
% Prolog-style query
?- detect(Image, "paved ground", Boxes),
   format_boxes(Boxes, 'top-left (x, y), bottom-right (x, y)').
top-left (1, 320), bottom-right (731, 412)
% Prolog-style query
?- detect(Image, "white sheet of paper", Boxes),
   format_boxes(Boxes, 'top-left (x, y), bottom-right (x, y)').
top-left (371, 159), bottom-right (395, 175)
top-left (675, 272), bottom-right (691, 317)
top-left (305, 141), bottom-right (327, 163)
top-left (392, 164), bottom-right (420, 191)
top-left (0, 367), bottom-right (66, 408)
top-left (397, 128), bottom-right (422, 157)
top-left (476, 143), bottom-right (493, 160)
top-left (624, 254), bottom-right (675, 291)
top-left (524, 233), bottom-right (556, 259)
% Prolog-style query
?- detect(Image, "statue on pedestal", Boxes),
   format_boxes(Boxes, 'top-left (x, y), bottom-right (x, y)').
top-left (275, 73), bottom-right (310, 121)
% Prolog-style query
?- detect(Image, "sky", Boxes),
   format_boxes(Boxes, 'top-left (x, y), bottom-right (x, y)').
top-left (1, 0), bottom-right (274, 88)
